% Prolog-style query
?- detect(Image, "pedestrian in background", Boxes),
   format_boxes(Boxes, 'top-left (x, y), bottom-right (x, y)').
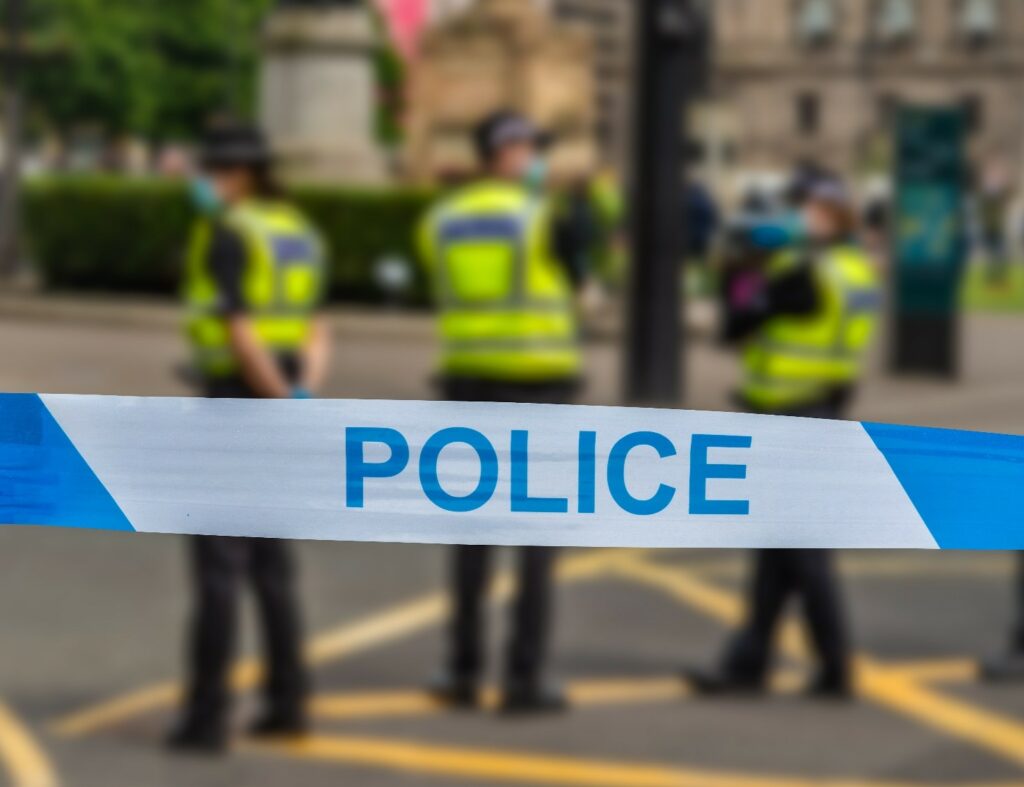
top-left (418, 110), bottom-right (584, 714)
top-left (976, 165), bottom-right (1012, 287)
top-left (168, 122), bottom-right (329, 752)
top-left (685, 177), bottom-right (880, 699)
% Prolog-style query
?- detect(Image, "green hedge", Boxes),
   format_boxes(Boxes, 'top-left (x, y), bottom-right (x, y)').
top-left (23, 177), bottom-right (436, 304)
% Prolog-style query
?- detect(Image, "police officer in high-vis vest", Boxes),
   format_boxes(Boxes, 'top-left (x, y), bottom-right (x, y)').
top-left (168, 124), bottom-right (329, 752)
top-left (685, 178), bottom-right (880, 699)
top-left (418, 111), bottom-right (584, 714)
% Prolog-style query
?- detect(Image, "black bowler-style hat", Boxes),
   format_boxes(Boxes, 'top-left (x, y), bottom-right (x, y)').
top-left (198, 123), bottom-right (274, 170)
top-left (474, 110), bottom-right (554, 163)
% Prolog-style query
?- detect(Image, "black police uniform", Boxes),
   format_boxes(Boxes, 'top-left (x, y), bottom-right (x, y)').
top-left (719, 398), bottom-right (850, 693)
top-left (437, 206), bottom-right (585, 711)
top-left (442, 378), bottom-right (575, 700)
top-left (697, 252), bottom-right (851, 695)
top-left (174, 224), bottom-right (308, 744)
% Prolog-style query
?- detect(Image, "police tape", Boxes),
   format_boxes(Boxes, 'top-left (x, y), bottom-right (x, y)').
top-left (1, 393), bottom-right (1020, 550)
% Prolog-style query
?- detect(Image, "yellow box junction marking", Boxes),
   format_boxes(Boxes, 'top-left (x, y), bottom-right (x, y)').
top-left (309, 672), bottom-right (808, 722)
top-left (48, 550), bottom-right (1024, 787)
top-left (51, 548), bottom-right (625, 738)
top-left (0, 699), bottom-right (59, 787)
top-left (251, 733), bottom-right (988, 787)
top-left (609, 555), bottom-right (1024, 772)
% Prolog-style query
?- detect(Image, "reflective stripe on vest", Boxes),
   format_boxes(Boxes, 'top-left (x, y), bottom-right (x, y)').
top-left (183, 200), bottom-right (324, 377)
top-left (742, 246), bottom-right (879, 412)
top-left (427, 182), bottom-right (580, 381)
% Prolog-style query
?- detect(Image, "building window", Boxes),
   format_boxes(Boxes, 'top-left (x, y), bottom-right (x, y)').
top-left (797, 92), bottom-right (822, 136)
top-left (960, 0), bottom-right (999, 46)
top-left (877, 93), bottom-right (900, 128)
top-left (874, 0), bottom-right (916, 46)
top-left (961, 94), bottom-right (984, 134)
top-left (795, 0), bottom-right (838, 47)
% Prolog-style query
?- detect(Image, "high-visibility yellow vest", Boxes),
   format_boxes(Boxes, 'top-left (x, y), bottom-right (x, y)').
top-left (741, 244), bottom-right (880, 413)
top-left (183, 199), bottom-right (325, 378)
top-left (419, 180), bottom-right (581, 382)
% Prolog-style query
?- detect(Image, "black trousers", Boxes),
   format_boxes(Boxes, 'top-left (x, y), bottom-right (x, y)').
top-left (182, 377), bottom-right (308, 729)
top-left (723, 549), bottom-right (848, 684)
top-left (442, 376), bottom-right (577, 683)
top-left (184, 536), bottom-right (307, 727)
top-left (1011, 553), bottom-right (1024, 653)
top-left (722, 399), bottom-right (850, 685)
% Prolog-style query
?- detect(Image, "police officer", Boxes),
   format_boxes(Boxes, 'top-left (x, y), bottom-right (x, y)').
top-left (167, 123), bottom-right (329, 751)
top-left (685, 178), bottom-right (880, 699)
top-left (418, 110), bottom-right (583, 714)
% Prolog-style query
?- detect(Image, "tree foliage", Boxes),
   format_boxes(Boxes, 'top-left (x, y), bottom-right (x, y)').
top-left (25, 0), bottom-right (275, 140)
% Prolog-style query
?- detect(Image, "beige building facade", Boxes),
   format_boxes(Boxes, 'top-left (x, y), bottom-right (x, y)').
top-left (546, 0), bottom-right (635, 171)
top-left (709, 0), bottom-right (1024, 189)
top-left (405, 0), bottom-right (1024, 188)
top-left (405, 0), bottom-right (597, 183)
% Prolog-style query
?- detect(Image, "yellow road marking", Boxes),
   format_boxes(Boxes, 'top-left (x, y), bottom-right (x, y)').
top-left (309, 678), bottom-right (691, 721)
top-left (50, 683), bottom-right (179, 740)
top-left (0, 700), bottom-right (59, 787)
top-left (51, 549), bottom-right (625, 738)
top-left (859, 661), bottom-right (1024, 770)
top-left (834, 556), bottom-right (1012, 580)
top-left (311, 690), bottom-right (446, 720)
top-left (310, 673), bottom-right (811, 722)
top-left (611, 555), bottom-right (1024, 771)
top-left (884, 659), bottom-right (978, 685)
top-left (254, 733), bottom-right (965, 787)
top-left (566, 676), bottom-right (689, 706)
top-left (51, 547), bottom-right (1021, 786)
top-left (687, 555), bottom-right (1014, 582)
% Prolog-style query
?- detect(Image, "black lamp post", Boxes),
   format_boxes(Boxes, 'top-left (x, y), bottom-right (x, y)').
top-left (0, 0), bottom-right (25, 279)
top-left (625, 0), bottom-right (710, 406)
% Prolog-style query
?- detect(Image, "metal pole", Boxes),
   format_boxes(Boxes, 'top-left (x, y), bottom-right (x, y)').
top-left (625, 0), bottom-right (705, 405)
top-left (0, 0), bottom-right (25, 279)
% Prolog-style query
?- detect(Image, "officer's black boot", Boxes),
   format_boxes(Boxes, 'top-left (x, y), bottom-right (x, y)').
top-left (246, 709), bottom-right (308, 739)
top-left (165, 716), bottom-right (228, 755)
top-left (981, 651), bottom-right (1024, 682)
top-left (684, 603), bottom-right (774, 696)
top-left (685, 550), bottom-right (787, 697)
top-left (682, 666), bottom-right (765, 696)
top-left (427, 671), bottom-right (480, 709)
top-left (166, 675), bottom-right (230, 753)
top-left (499, 677), bottom-right (568, 715)
top-left (804, 670), bottom-right (853, 700)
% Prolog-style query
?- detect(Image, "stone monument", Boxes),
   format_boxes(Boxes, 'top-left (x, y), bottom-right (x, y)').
top-left (260, 0), bottom-right (389, 184)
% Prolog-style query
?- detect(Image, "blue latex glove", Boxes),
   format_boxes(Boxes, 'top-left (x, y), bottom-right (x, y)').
top-left (748, 214), bottom-right (807, 252)
top-left (291, 387), bottom-right (313, 400)
top-left (748, 224), bottom-right (792, 251)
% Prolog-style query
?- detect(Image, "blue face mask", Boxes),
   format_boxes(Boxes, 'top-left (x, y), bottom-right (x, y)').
top-left (189, 177), bottom-right (223, 215)
top-left (780, 211), bottom-right (808, 244)
top-left (523, 157), bottom-right (549, 192)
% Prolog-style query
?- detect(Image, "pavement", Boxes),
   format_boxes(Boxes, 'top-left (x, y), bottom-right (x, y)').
top-left (2, 296), bottom-right (1024, 786)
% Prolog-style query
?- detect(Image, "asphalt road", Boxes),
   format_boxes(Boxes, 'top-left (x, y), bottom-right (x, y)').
top-left (2, 302), bottom-right (1024, 787)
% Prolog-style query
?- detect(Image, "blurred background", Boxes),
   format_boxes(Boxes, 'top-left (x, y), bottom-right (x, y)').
top-left (3, 0), bottom-right (1024, 785)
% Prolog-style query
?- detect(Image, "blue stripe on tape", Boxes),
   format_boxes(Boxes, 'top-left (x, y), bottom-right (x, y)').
top-left (0, 394), bottom-right (134, 532)
top-left (861, 421), bottom-right (1024, 550)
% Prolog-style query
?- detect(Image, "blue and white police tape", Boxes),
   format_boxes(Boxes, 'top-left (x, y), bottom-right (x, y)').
top-left (1, 393), bottom-right (1021, 550)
